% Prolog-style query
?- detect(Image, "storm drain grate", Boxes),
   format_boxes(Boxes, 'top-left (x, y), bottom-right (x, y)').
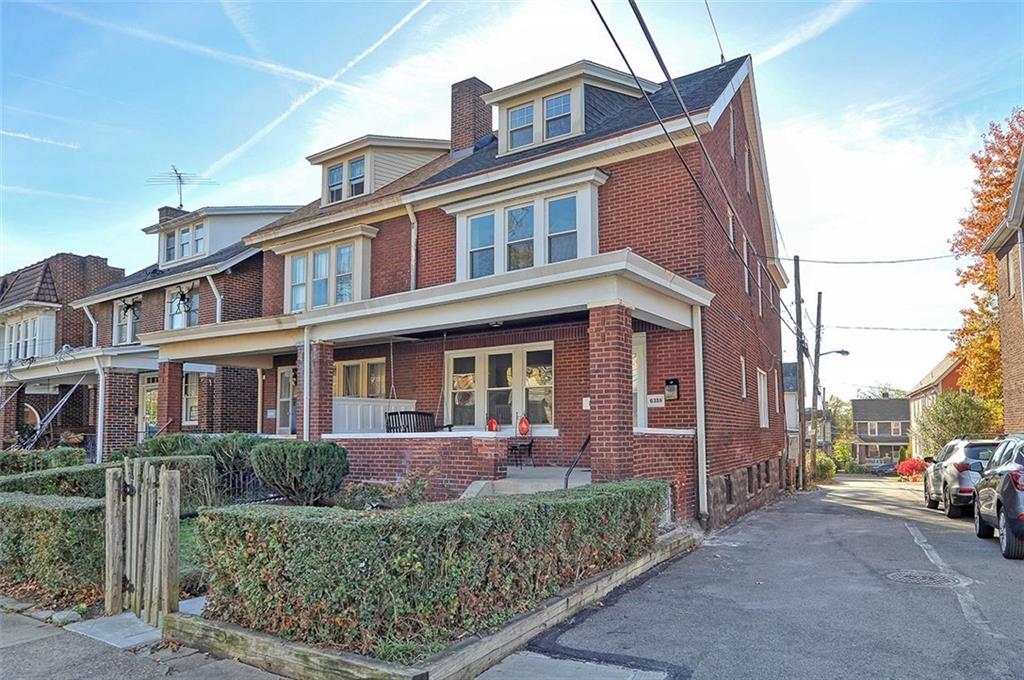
top-left (886, 570), bottom-right (962, 587)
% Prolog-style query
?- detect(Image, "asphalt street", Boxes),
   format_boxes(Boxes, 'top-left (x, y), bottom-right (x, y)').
top-left (522, 475), bottom-right (1023, 680)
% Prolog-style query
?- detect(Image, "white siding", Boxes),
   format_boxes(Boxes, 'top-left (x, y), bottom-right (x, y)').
top-left (372, 149), bottom-right (444, 191)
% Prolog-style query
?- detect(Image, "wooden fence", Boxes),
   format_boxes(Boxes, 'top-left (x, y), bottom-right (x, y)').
top-left (104, 459), bottom-right (180, 626)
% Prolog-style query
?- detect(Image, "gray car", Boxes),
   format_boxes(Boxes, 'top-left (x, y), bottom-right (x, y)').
top-left (923, 438), bottom-right (1001, 518)
top-left (974, 433), bottom-right (1024, 559)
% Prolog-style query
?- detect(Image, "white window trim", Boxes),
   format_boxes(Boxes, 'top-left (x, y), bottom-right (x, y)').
top-left (160, 221), bottom-right (207, 266)
top-left (321, 150), bottom-right (375, 206)
top-left (333, 358), bottom-right (386, 398)
top-left (542, 90), bottom-right (572, 142)
top-left (284, 238), bottom-right (370, 313)
top-left (348, 156), bottom-right (366, 197)
top-left (868, 421), bottom-right (878, 436)
top-left (276, 366), bottom-right (296, 436)
top-left (112, 297), bottom-right (141, 345)
top-left (743, 236), bottom-right (750, 294)
top-left (891, 421), bottom-right (902, 436)
top-left (727, 206), bottom-right (734, 245)
top-left (443, 341), bottom-right (555, 430)
top-left (757, 266), bottom-right (763, 317)
top-left (181, 372), bottom-right (200, 426)
top-left (496, 81), bottom-right (585, 157)
top-left (508, 102), bottom-right (535, 150)
top-left (773, 368), bottom-right (780, 413)
top-left (1010, 253), bottom-right (1018, 298)
top-left (633, 332), bottom-right (648, 428)
top-left (729, 106), bottom-right (735, 159)
top-left (757, 368), bottom-right (769, 429)
top-left (165, 285), bottom-right (200, 330)
top-left (453, 176), bottom-right (603, 282)
top-left (740, 355), bottom-right (747, 399)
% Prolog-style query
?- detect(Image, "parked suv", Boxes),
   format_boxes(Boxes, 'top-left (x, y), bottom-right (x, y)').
top-left (974, 433), bottom-right (1024, 559)
top-left (923, 438), bottom-right (1001, 518)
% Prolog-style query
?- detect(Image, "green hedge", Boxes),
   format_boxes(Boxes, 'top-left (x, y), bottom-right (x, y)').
top-left (0, 456), bottom-right (217, 513)
top-left (0, 447), bottom-right (86, 475)
top-left (200, 479), bottom-right (667, 663)
top-left (0, 492), bottom-right (105, 602)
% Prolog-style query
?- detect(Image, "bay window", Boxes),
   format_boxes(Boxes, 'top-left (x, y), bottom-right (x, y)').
top-left (311, 250), bottom-right (330, 308)
top-left (290, 254), bottom-right (307, 311)
top-left (505, 204), bottom-right (533, 271)
top-left (445, 343), bottom-right (554, 429)
top-left (2, 314), bottom-right (54, 361)
top-left (469, 214), bottom-right (495, 279)
top-left (546, 195), bottom-right (577, 263)
top-left (335, 244), bottom-right (354, 303)
top-left (333, 358), bottom-right (386, 398)
top-left (286, 236), bottom-right (369, 312)
top-left (182, 372), bottom-right (199, 425)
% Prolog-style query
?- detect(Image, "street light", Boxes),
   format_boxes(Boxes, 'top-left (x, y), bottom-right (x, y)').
top-left (809, 349), bottom-right (849, 484)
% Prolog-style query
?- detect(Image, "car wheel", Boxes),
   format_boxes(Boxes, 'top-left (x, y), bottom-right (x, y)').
top-left (999, 507), bottom-right (1024, 560)
top-left (925, 481), bottom-right (939, 509)
top-left (944, 486), bottom-right (962, 518)
top-left (974, 500), bottom-right (994, 538)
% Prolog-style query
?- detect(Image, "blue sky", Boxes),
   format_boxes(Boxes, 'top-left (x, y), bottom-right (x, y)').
top-left (1, 1), bottom-right (1022, 397)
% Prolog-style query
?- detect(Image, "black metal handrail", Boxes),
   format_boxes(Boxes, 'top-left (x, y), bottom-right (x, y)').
top-left (564, 434), bottom-right (592, 489)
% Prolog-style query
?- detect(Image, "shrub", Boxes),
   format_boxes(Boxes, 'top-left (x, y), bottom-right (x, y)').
top-left (832, 440), bottom-right (852, 471)
top-left (144, 433), bottom-right (205, 458)
top-left (846, 463), bottom-right (869, 474)
top-left (198, 432), bottom-right (263, 476)
top-left (815, 455), bottom-right (837, 481)
top-left (335, 473), bottom-right (432, 510)
top-left (896, 458), bottom-right (927, 478)
top-left (250, 441), bottom-right (349, 506)
top-left (0, 492), bottom-right (105, 605)
top-left (200, 479), bottom-right (666, 663)
top-left (0, 447), bottom-right (86, 475)
top-left (915, 391), bottom-right (994, 456)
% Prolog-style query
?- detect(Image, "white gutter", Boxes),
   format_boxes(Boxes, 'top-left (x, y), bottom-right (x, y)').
top-left (256, 368), bottom-right (263, 435)
top-left (92, 356), bottom-right (105, 463)
top-left (83, 305), bottom-right (98, 347)
top-left (302, 326), bottom-right (311, 441)
top-left (405, 204), bottom-right (418, 291)
top-left (693, 307), bottom-right (709, 519)
top-left (205, 274), bottom-right (223, 323)
top-left (1018, 227), bottom-right (1024, 330)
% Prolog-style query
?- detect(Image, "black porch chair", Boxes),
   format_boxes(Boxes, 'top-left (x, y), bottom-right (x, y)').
top-left (385, 411), bottom-right (454, 433)
top-left (507, 438), bottom-right (535, 467)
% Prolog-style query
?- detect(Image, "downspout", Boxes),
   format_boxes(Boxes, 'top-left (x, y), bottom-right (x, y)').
top-left (92, 356), bottom-right (105, 463)
top-left (256, 368), bottom-right (263, 435)
top-left (405, 204), bottom-right (418, 291)
top-left (83, 305), bottom-right (98, 347)
top-left (693, 306), bottom-right (709, 521)
top-left (205, 274), bottom-right (223, 323)
top-left (1018, 226), bottom-right (1024, 330)
top-left (302, 326), bottom-right (311, 442)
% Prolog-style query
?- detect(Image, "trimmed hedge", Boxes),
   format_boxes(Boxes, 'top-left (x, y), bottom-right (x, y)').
top-left (250, 440), bottom-right (349, 506)
top-left (200, 479), bottom-right (667, 663)
top-left (0, 447), bottom-right (86, 475)
top-left (0, 456), bottom-right (217, 513)
top-left (0, 492), bottom-right (105, 603)
top-left (111, 432), bottom-right (206, 462)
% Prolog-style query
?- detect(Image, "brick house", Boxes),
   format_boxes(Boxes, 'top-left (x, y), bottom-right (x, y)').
top-left (908, 353), bottom-right (964, 457)
top-left (851, 398), bottom-right (910, 463)
top-left (140, 56), bottom-right (788, 526)
top-left (0, 254), bottom-right (124, 449)
top-left (982, 150), bottom-right (1024, 433)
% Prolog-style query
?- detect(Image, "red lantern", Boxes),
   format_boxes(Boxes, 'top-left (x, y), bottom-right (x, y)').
top-left (486, 417), bottom-right (499, 432)
top-left (517, 415), bottom-right (531, 436)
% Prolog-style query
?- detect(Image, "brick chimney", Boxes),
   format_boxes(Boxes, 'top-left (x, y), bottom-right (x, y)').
top-left (158, 206), bottom-right (189, 223)
top-left (451, 77), bottom-right (493, 154)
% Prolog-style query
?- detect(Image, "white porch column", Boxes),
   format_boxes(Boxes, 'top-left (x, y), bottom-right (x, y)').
top-left (693, 306), bottom-right (709, 518)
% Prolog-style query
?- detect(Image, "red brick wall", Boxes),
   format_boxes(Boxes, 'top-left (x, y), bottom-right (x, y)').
top-left (213, 366), bottom-right (258, 432)
top-left (451, 77), bottom-right (493, 152)
top-left (216, 252), bottom-right (264, 322)
top-left (371, 215), bottom-right (412, 297)
top-left (262, 251), bottom-right (285, 317)
top-left (102, 369), bottom-right (138, 457)
top-left (997, 238), bottom-right (1024, 431)
top-left (51, 253), bottom-right (123, 349)
top-left (415, 208), bottom-right (457, 289)
top-left (0, 385), bottom-right (23, 443)
top-left (588, 305), bottom-right (634, 482)
top-left (157, 361), bottom-right (183, 433)
top-left (634, 433), bottom-right (696, 519)
top-left (296, 341), bottom-right (334, 440)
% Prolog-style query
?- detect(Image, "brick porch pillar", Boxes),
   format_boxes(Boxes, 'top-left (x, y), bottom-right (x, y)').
top-left (102, 369), bottom-right (138, 458)
top-left (0, 384), bottom-right (23, 446)
top-left (296, 341), bottom-right (334, 440)
top-left (157, 361), bottom-right (184, 433)
top-left (588, 304), bottom-right (635, 482)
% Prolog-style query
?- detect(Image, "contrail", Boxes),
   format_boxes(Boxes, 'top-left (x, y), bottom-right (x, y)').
top-left (2, 184), bottom-right (110, 203)
top-left (758, 1), bottom-right (865, 64)
top-left (1, 130), bottom-right (80, 149)
top-left (204, 0), bottom-right (431, 177)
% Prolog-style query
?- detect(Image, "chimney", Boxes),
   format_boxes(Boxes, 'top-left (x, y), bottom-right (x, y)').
top-left (451, 77), bottom-right (493, 154)
top-left (158, 206), bottom-right (189, 223)
top-left (881, 391), bottom-right (890, 399)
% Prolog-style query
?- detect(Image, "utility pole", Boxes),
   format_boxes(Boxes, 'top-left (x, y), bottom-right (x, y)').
top-left (809, 292), bottom-right (823, 484)
top-left (794, 256), bottom-right (806, 490)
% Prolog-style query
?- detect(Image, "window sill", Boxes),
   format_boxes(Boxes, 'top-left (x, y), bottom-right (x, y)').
top-left (495, 130), bottom-right (585, 158)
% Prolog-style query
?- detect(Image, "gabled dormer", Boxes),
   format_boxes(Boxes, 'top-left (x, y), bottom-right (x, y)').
top-left (484, 60), bottom-right (659, 157)
top-left (306, 135), bottom-right (449, 207)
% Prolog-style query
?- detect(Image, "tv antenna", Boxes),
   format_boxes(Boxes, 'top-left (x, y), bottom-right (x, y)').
top-left (145, 165), bottom-right (217, 209)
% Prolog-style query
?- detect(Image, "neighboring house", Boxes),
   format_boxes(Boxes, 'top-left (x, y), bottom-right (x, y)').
top-left (851, 398), bottom-right (910, 463)
top-left (804, 406), bottom-right (833, 455)
top-left (138, 56), bottom-right (788, 527)
top-left (908, 353), bottom-right (964, 457)
top-left (0, 254), bottom-right (124, 450)
top-left (782, 361), bottom-right (800, 465)
top-left (981, 150), bottom-right (1024, 433)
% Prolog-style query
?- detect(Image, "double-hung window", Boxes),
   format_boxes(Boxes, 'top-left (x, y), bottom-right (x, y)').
top-left (179, 227), bottom-right (192, 259)
top-left (740, 355), bottom-right (747, 399)
top-left (891, 421), bottom-right (902, 436)
top-left (194, 225), bottom-right (205, 254)
top-left (743, 236), bottom-right (750, 294)
top-left (757, 369), bottom-right (769, 429)
top-left (288, 241), bottom-right (364, 312)
top-left (469, 213), bottom-right (496, 279)
top-left (509, 103), bottom-right (534, 149)
top-left (335, 244), bottom-right (354, 303)
top-left (114, 298), bottom-right (140, 344)
top-left (311, 250), bottom-right (330, 308)
top-left (163, 225), bottom-right (204, 264)
top-left (182, 373), bottom-right (199, 425)
top-left (506, 204), bottom-right (534, 271)
top-left (7, 318), bottom-right (39, 360)
top-left (290, 254), bottom-right (307, 311)
top-left (868, 421), bottom-right (878, 436)
top-left (348, 157), bottom-right (365, 197)
top-left (544, 92), bottom-right (571, 139)
top-left (547, 195), bottom-right (577, 263)
top-left (333, 358), bottom-right (386, 399)
top-left (447, 343), bottom-right (554, 429)
top-left (167, 288), bottom-right (199, 329)
top-left (165, 233), bottom-right (176, 262)
top-left (328, 164), bottom-right (344, 203)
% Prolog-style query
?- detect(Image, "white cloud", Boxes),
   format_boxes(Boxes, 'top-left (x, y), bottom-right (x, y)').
top-left (756, 0), bottom-right (865, 64)
top-left (0, 129), bottom-right (80, 149)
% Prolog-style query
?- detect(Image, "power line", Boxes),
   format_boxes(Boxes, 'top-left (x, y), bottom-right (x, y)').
top-left (826, 325), bottom-right (957, 332)
top-left (703, 0), bottom-right (725, 63)
top-left (771, 254), bottom-right (955, 265)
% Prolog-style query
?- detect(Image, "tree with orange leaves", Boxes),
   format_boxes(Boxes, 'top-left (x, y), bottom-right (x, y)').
top-left (950, 107), bottom-right (1024, 426)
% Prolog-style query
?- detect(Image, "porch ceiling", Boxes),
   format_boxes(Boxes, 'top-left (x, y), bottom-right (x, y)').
top-left (0, 346), bottom-right (159, 386)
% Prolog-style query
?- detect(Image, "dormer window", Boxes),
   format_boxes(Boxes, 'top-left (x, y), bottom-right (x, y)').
top-left (165, 233), bottom-right (175, 262)
top-left (348, 157), bottom-right (365, 197)
top-left (328, 165), bottom-right (344, 203)
top-left (509, 104), bottom-right (534, 149)
top-left (179, 227), bottom-right (192, 259)
top-left (544, 92), bottom-right (571, 139)
top-left (162, 223), bottom-right (206, 264)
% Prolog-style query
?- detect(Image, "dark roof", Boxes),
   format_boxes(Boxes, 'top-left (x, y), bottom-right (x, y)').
top-left (84, 240), bottom-right (253, 300)
top-left (419, 56), bottom-right (748, 188)
top-left (782, 362), bottom-right (798, 392)
top-left (0, 260), bottom-right (59, 310)
top-left (851, 398), bottom-right (910, 422)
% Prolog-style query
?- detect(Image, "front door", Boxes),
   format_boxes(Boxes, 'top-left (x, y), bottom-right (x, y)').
top-left (276, 367), bottom-right (296, 436)
top-left (138, 373), bottom-right (160, 442)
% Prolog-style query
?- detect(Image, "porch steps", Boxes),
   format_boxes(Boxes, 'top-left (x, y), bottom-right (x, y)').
top-left (461, 466), bottom-right (591, 498)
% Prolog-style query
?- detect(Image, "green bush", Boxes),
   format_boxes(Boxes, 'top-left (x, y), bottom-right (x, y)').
top-left (145, 432), bottom-right (205, 457)
top-left (200, 479), bottom-right (666, 663)
top-left (0, 492), bottom-right (105, 604)
top-left (816, 455), bottom-right (837, 481)
top-left (846, 462), bottom-right (869, 474)
top-left (250, 441), bottom-right (349, 506)
top-left (832, 440), bottom-right (852, 471)
top-left (121, 456), bottom-right (218, 513)
top-left (0, 447), bottom-right (86, 475)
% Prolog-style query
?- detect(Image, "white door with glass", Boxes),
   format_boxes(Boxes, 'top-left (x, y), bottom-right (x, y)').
top-left (277, 367), bottom-right (296, 435)
top-left (138, 373), bottom-right (160, 442)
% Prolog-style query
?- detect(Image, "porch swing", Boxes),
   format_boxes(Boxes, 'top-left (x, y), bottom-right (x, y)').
top-left (382, 335), bottom-right (454, 433)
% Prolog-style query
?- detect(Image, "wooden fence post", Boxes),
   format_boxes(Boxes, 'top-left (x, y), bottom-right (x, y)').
top-left (143, 462), bottom-right (158, 625)
top-left (104, 467), bottom-right (124, 615)
top-left (159, 468), bottom-right (181, 618)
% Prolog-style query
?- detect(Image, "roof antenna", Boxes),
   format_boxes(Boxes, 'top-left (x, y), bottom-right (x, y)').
top-left (145, 165), bottom-right (217, 209)
top-left (703, 0), bottom-right (726, 63)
